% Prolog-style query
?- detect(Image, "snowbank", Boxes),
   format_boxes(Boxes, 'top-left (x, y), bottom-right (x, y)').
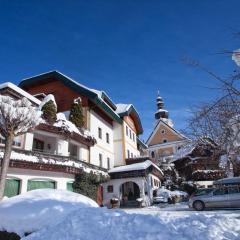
top-left (0, 189), bottom-right (98, 236)
top-left (24, 207), bottom-right (240, 240)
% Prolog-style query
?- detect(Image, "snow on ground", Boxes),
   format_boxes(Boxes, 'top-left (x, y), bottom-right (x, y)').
top-left (24, 203), bottom-right (240, 240)
top-left (1, 190), bottom-right (240, 240)
top-left (0, 189), bottom-right (98, 237)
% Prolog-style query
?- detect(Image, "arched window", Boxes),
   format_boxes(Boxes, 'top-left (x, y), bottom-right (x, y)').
top-left (151, 151), bottom-right (155, 158)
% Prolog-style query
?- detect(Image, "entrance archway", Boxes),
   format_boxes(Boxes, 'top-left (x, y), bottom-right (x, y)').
top-left (120, 181), bottom-right (140, 205)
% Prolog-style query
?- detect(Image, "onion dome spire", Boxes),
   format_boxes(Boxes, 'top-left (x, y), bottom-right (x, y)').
top-left (155, 91), bottom-right (169, 120)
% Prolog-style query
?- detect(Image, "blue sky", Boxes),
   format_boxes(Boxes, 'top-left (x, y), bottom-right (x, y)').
top-left (0, 0), bottom-right (240, 140)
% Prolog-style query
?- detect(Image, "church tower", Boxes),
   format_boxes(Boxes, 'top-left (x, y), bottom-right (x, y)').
top-left (155, 91), bottom-right (169, 120)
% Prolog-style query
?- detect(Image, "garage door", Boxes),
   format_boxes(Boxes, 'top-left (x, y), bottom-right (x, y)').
top-left (4, 179), bottom-right (20, 197)
top-left (67, 182), bottom-right (74, 192)
top-left (27, 180), bottom-right (56, 191)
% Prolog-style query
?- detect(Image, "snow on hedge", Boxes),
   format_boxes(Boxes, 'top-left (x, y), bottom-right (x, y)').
top-left (24, 207), bottom-right (240, 240)
top-left (0, 189), bottom-right (98, 236)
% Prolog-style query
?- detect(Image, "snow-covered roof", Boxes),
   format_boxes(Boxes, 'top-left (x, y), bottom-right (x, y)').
top-left (19, 70), bottom-right (122, 123)
top-left (108, 160), bottom-right (163, 175)
top-left (0, 82), bottom-right (41, 105)
top-left (19, 70), bottom-right (144, 134)
top-left (115, 103), bottom-right (143, 134)
top-left (115, 103), bottom-right (131, 114)
top-left (171, 144), bottom-right (195, 162)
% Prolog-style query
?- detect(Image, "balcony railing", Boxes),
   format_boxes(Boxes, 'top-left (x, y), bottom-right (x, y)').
top-left (0, 146), bottom-right (108, 173)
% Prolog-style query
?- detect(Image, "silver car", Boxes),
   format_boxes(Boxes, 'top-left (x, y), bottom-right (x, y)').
top-left (189, 177), bottom-right (240, 211)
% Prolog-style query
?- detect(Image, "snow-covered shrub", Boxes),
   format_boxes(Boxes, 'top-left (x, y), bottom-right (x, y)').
top-left (69, 97), bottom-right (85, 129)
top-left (41, 100), bottom-right (57, 124)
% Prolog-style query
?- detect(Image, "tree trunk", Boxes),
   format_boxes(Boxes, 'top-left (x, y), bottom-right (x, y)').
top-left (0, 134), bottom-right (14, 200)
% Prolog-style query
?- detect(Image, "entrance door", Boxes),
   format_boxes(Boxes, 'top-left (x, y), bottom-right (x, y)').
top-left (121, 182), bottom-right (140, 201)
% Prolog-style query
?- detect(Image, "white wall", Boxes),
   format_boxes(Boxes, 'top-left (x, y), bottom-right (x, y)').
top-left (113, 122), bottom-right (124, 167)
top-left (24, 133), bottom-right (34, 151)
top-left (123, 121), bottom-right (140, 158)
top-left (7, 168), bottom-right (75, 194)
top-left (89, 110), bottom-right (114, 169)
top-left (102, 177), bottom-right (146, 206)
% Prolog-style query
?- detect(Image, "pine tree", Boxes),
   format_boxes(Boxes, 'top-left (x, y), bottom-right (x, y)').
top-left (41, 100), bottom-right (57, 124)
top-left (69, 97), bottom-right (84, 128)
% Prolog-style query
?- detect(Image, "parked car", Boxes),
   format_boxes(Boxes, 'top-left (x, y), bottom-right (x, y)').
top-left (153, 196), bottom-right (168, 204)
top-left (189, 177), bottom-right (240, 211)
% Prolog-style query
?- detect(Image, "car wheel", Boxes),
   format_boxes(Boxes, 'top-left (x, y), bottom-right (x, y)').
top-left (193, 201), bottom-right (205, 211)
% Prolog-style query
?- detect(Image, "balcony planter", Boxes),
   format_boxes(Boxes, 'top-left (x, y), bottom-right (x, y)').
top-left (110, 198), bottom-right (119, 208)
top-left (136, 198), bottom-right (143, 208)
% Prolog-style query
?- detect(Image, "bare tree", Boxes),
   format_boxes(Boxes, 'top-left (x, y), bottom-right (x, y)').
top-left (0, 96), bottom-right (41, 200)
top-left (184, 56), bottom-right (240, 175)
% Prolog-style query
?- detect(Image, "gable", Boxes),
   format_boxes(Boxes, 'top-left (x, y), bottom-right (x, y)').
top-left (22, 79), bottom-right (88, 112)
top-left (147, 121), bottom-right (185, 146)
top-left (124, 116), bottom-right (137, 133)
top-left (19, 71), bottom-right (122, 124)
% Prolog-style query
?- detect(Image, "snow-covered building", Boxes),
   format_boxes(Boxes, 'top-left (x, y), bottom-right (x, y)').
top-left (1, 71), bottom-right (163, 206)
top-left (0, 82), bottom-right (99, 197)
top-left (172, 138), bottom-right (225, 188)
top-left (146, 93), bottom-right (189, 170)
top-left (103, 160), bottom-right (163, 207)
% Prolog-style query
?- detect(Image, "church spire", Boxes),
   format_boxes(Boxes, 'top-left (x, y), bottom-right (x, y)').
top-left (155, 91), bottom-right (169, 120)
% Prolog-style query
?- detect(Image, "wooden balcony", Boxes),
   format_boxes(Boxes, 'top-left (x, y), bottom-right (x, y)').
top-left (0, 146), bottom-right (107, 174)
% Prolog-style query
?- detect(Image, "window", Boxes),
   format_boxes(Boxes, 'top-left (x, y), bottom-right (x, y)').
top-left (106, 133), bottom-right (109, 143)
top-left (161, 129), bottom-right (165, 134)
top-left (33, 139), bottom-right (44, 151)
top-left (163, 139), bottom-right (167, 143)
top-left (13, 136), bottom-right (22, 147)
top-left (129, 129), bottom-right (132, 139)
top-left (0, 135), bottom-right (22, 147)
top-left (98, 127), bottom-right (102, 139)
top-left (213, 188), bottom-right (228, 195)
top-left (0, 135), bottom-right (5, 145)
top-left (132, 133), bottom-right (135, 142)
top-left (228, 186), bottom-right (239, 194)
top-left (99, 153), bottom-right (102, 167)
top-left (151, 151), bottom-right (155, 158)
top-left (127, 150), bottom-right (130, 158)
top-left (131, 153), bottom-right (133, 158)
top-left (126, 126), bottom-right (128, 136)
top-left (107, 185), bottom-right (113, 193)
top-left (107, 157), bottom-right (110, 170)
